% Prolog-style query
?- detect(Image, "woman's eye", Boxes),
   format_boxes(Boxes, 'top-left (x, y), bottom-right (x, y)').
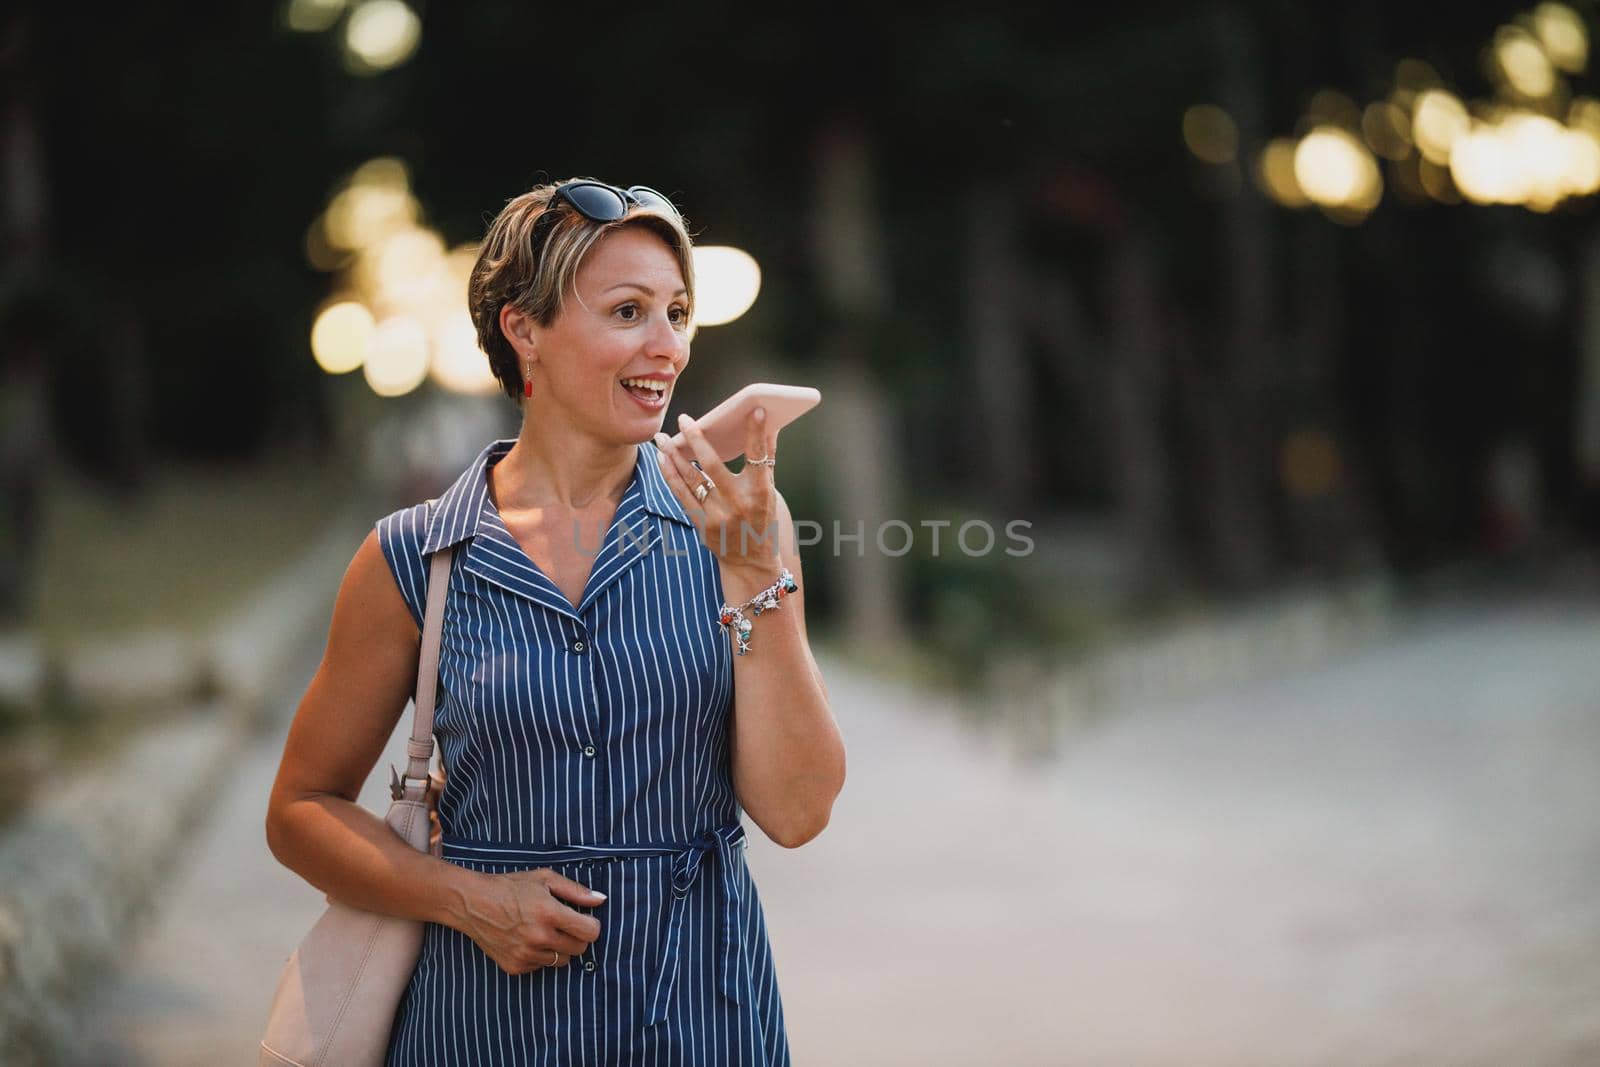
top-left (616, 303), bottom-right (688, 326)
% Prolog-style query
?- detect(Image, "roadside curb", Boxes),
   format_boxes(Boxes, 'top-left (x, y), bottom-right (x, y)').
top-left (0, 510), bottom-right (364, 1065)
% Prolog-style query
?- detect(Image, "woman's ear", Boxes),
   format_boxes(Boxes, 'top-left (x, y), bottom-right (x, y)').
top-left (499, 304), bottom-right (538, 363)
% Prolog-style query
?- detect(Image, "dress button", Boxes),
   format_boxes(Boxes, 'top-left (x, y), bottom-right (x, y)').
top-left (584, 745), bottom-right (596, 757)
top-left (571, 639), bottom-right (586, 653)
top-left (583, 960), bottom-right (596, 973)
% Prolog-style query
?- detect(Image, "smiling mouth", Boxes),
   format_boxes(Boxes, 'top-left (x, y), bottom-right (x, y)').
top-left (620, 377), bottom-right (669, 407)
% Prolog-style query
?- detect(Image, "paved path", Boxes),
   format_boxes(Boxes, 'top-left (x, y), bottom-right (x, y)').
top-left (77, 597), bottom-right (1600, 1064)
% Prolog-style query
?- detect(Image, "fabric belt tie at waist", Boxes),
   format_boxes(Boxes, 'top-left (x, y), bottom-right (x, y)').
top-left (440, 822), bottom-right (750, 1027)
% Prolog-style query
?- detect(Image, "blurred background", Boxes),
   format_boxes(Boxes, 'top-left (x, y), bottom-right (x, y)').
top-left (3, 1), bottom-right (1600, 1064)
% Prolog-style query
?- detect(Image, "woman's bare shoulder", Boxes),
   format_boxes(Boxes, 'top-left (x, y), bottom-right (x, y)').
top-left (342, 528), bottom-right (423, 644)
top-left (268, 529), bottom-right (421, 808)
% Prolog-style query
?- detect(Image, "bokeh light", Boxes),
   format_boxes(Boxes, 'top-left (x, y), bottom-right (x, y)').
top-left (283, 0), bottom-right (348, 33)
top-left (1412, 89), bottom-right (1472, 165)
top-left (1494, 26), bottom-right (1558, 99)
top-left (1395, 57), bottom-right (1444, 92)
top-left (690, 246), bottom-right (762, 327)
top-left (310, 169), bottom-right (758, 395)
top-left (428, 311), bottom-right (498, 396)
top-left (303, 214), bottom-right (351, 272)
top-left (1294, 127), bottom-right (1383, 217)
top-left (1307, 89), bottom-right (1362, 132)
top-left (1449, 124), bottom-right (1515, 204)
top-left (1387, 154), bottom-right (1431, 206)
top-left (1255, 138), bottom-right (1309, 207)
top-left (1417, 156), bottom-right (1462, 203)
top-left (310, 300), bottom-right (374, 374)
top-left (355, 227), bottom-right (447, 314)
top-left (342, 0), bottom-right (421, 75)
top-left (1533, 2), bottom-right (1588, 73)
top-left (1183, 105), bottom-right (1239, 165)
top-left (1447, 111), bottom-right (1600, 207)
top-left (363, 315), bottom-right (430, 396)
top-left (1362, 101), bottom-right (1413, 161)
top-left (324, 183), bottom-right (417, 253)
top-left (308, 158), bottom-right (498, 397)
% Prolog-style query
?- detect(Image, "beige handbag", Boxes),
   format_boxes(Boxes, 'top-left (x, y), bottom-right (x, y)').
top-left (259, 545), bottom-right (454, 1067)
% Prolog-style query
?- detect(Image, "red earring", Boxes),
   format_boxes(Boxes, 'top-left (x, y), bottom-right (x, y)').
top-left (523, 363), bottom-right (533, 398)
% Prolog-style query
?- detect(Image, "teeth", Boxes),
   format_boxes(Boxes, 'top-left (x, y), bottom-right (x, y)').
top-left (621, 378), bottom-right (667, 393)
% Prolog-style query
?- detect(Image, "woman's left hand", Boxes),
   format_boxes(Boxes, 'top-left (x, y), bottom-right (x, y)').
top-left (654, 408), bottom-right (779, 575)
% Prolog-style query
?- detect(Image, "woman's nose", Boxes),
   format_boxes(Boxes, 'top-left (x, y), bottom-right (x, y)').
top-left (644, 312), bottom-right (683, 357)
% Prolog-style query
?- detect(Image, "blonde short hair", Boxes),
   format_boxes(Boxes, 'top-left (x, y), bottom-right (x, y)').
top-left (468, 178), bottom-right (696, 401)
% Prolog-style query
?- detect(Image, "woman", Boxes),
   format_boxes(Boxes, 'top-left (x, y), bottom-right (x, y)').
top-left (265, 178), bottom-right (845, 1066)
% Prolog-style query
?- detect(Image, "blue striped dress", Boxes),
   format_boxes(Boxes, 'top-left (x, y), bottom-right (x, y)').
top-left (374, 436), bottom-right (791, 1066)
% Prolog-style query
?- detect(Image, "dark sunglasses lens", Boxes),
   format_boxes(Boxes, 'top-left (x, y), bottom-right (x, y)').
top-left (561, 183), bottom-right (629, 221)
top-left (627, 186), bottom-right (680, 217)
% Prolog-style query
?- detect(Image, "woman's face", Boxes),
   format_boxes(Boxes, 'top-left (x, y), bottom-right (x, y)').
top-left (528, 225), bottom-right (691, 447)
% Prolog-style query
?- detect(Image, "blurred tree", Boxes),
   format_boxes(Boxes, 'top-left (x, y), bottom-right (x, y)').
top-left (8, 0), bottom-right (1593, 615)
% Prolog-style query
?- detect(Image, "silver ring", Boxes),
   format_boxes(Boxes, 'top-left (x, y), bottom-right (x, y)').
top-left (550, 949), bottom-right (560, 967)
top-left (747, 454), bottom-right (776, 468)
top-left (693, 482), bottom-right (709, 502)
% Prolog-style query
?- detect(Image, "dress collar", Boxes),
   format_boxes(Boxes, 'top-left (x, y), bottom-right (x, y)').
top-left (420, 437), bottom-right (693, 555)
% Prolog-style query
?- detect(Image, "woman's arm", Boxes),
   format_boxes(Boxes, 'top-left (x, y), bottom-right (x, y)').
top-left (719, 489), bottom-right (846, 849)
top-left (266, 530), bottom-right (608, 973)
top-left (655, 411), bottom-right (847, 849)
top-left (264, 530), bottom-right (485, 925)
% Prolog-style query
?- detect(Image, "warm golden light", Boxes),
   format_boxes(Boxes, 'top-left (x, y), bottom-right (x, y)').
top-left (284, 0), bottom-right (347, 32)
top-left (311, 300), bottom-right (374, 374)
top-left (343, 0), bottom-right (421, 75)
top-left (1573, 96), bottom-right (1600, 134)
top-left (304, 214), bottom-right (351, 272)
top-left (428, 311), bottom-right (498, 395)
top-left (1449, 125), bottom-right (1512, 204)
top-left (1533, 2), bottom-right (1588, 73)
top-left (324, 183), bottom-right (417, 252)
top-left (308, 159), bottom-right (487, 397)
top-left (1308, 90), bottom-right (1362, 131)
top-left (1362, 101), bottom-right (1413, 161)
top-left (1495, 27), bottom-right (1558, 98)
top-left (1445, 110), bottom-right (1600, 207)
top-left (1417, 157), bottom-right (1462, 203)
top-left (690, 246), bottom-right (762, 327)
top-left (1504, 112), bottom-right (1577, 205)
top-left (1182, 104), bottom-right (1238, 164)
top-left (357, 226), bottom-right (446, 313)
top-left (1387, 155), bottom-right (1430, 206)
top-left (1395, 58), bottom-right (1443, 92)
top-left (1412, 89), bottom-right (1472, 164)
top-left (1294, 127), bottom-right (1381, 211)
top-left (350, 156), bottom-right (410, 192)
top-left (1566, 125), bottom-right (1600, 196)
top-left (1255, 138), bottom-right (1308, 207)
top-left (363, 315), bottom-right (430, 396)
top-left (444, 243), bottom-right (479, 301)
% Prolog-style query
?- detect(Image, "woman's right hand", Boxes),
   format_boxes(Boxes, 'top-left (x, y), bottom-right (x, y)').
top-left (452, 868), bottom-right (607, 975)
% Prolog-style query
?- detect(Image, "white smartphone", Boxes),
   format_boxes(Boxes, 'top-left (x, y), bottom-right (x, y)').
top-left (664, 382), bottom-right (821, 463)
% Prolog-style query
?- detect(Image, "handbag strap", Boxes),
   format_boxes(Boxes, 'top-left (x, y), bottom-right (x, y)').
top-left (399, 544), bottom-right (454, 794)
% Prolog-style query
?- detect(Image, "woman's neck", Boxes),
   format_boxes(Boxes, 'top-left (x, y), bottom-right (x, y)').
top-left (489, 426), bottom-right (636, 513)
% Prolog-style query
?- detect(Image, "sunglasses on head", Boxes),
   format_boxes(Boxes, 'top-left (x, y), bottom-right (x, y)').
top-left (536, 180), bottom-right (682, 235)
